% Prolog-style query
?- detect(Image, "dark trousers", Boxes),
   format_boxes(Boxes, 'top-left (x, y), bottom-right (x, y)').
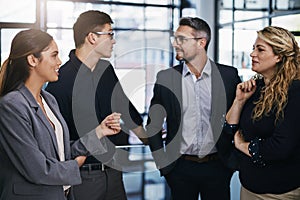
top-left (164, 157), bottom-right (232, 200)
top-left (73, 168), bottom-right (127, 200)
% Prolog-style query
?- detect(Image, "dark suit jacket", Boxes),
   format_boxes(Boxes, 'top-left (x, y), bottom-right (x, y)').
top-left (0, 84), bottom-right (85, 200)
top-left (147, 60), bottom-right (241, 175)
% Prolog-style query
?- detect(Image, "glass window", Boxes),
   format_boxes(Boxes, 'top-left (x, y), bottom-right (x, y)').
top-left (106, 0), bottom-right (178, 5)
top-left (0, 0), bottom-right (36, 23)
top-left (145, 0), bottom-right (179, 5)
top-left (114, 30), bottom-right (144, 69)
top-left (113, 30), bottom-right (170, 112)
top-left (110, 5), bottom-right (144, 29)
top-left (1, 29), bottom-right (25, 65)
top-left (276, 0), bottom-right (288, 9)
top-left (219, 10), bottom-right (233, 24)
top-left (233, 29), bottom-right (257, 69)
top-left (115, 69), bottom-right (145, 113)
top-left (234, 19), bottom-right (268, 29)
top-left (145, 7), bottom-right (170, 29)
top-left (272, 14), bottom-right (300, 31)
top-left (47, 29), bottom-right (74, 63)
top-left (235, 11), bottom-right (268, 21)
top-left (218, 27), bottom-right (233, 66)
top-left (47, 1), bottom-right (112, 28)
top-left (221, 0), bottom-right (233, 8)
top-left (244, 0), bottom-right (269, 9)
top-left (47, 1), bottom-right (77, 28)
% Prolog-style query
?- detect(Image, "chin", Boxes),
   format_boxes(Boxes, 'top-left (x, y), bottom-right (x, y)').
top-left (251, 66), bottom-right (258, 73)
top-left (176, 54), bottom-right (184, 61)
top-left (49, 77), bottom-right (59, 82)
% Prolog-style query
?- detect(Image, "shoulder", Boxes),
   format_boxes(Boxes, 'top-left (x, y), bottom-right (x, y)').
top-left (98, 59), bottom-right (112, 66)
top-left (0, 91), bottom-right (23, 104)
top-left (215, 62), bottom-right (238, 73)
top-left (157, 64), bottom-right (182, 77)
top-left (41, 90), bottom-right (58, 104)
top-left (213, 62), bottom-right (240, 82)
top-left (289, 80), bottom-right (300, 93)
top-left (0, 91), bottom-right (29, 114)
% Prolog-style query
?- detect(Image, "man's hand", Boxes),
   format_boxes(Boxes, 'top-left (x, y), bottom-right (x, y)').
top-left (132, 126), bottom-right (149, 145)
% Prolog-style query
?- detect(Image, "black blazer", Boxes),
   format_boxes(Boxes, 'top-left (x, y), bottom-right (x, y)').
top-left (147, 60), bottom-right (241, 175)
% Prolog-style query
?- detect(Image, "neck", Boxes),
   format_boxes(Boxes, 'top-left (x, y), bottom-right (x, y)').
top-left (186, 54), bottom-right (208, 79)
top-left (262, 71), bottom-right (275, 85)
top-left (75, 47), bottom-right (101, 71)
top-left (24, 78), bottom-right (43, 102)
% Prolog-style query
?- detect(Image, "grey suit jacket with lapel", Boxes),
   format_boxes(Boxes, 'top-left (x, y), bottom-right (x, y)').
top-left (147, 60), bottom-right (241, 175)
top-left (0, 84), bottom-right (83, 200)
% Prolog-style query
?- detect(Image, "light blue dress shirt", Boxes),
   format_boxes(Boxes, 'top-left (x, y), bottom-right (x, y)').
top-left (180, 60), bottom-right (217, 157)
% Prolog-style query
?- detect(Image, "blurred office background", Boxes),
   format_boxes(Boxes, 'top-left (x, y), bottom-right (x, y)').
top-left (1, 0), bottom-right (300, 199)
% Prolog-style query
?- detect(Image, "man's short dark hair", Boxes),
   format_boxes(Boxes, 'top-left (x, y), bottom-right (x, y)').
top-left (179, 17), bottom-right (211, 51)
top-left (73, 10), bottom-right (113, 48)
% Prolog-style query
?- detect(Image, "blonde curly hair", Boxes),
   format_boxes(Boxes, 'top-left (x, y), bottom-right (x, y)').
top-left (252, 26), bottom-right (300, 123)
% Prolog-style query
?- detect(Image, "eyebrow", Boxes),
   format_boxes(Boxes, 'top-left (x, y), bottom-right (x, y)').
top-left (254, 44), bottom-right (266, 48)
top-left (51, 51), bottom-right (59, 54)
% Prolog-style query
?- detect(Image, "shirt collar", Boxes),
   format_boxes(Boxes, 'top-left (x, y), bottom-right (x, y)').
top-left (182, 59), bottom-right (211, 78)
top-left (69, 49), bottom-right (92, 72)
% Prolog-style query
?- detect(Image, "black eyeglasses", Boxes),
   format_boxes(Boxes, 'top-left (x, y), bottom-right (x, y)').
top-left (92, 31), bottom-right (114, 40)
top-left (170, 36), bottom-right (203, 45)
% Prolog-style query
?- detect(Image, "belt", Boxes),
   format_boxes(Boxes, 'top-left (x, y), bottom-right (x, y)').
top-left (80, 163), bottom-right (110, 172)
top-left (64, 188), bottom-right (70, 197)
top-left (181, 153), bottom-right (218, 163)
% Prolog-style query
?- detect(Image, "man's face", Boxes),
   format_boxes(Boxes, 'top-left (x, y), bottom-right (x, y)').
top-left (171, 25), bottom-right (206, 62)
top-left (93, 23), bottom-right (116, 58)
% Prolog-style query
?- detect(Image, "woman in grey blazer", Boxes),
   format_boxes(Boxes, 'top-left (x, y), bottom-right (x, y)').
top-left (0, 29), bottom-right (121, 200)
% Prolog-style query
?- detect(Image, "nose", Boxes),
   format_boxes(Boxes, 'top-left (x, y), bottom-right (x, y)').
top-left (250, 50), bottom-right (255, 57)
top-left (172, 40), bottom-right (179, 48)
top-left (57, 57), bottom-right (62, 66)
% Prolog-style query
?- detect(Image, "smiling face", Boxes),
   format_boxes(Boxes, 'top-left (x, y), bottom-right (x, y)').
top-left (250, 37), bottom-right (281, 79)
top-left (33, 40), bottom-right (62, 83)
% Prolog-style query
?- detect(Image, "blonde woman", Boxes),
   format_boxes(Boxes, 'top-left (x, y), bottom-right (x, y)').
top-left (225, 26), bottom-right (300, 199)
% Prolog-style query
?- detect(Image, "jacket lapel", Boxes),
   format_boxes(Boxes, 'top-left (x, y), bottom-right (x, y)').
top-left (172, 63), bottom-right (183, 119)
top-left (40, 90), bottom-right (71, 160)
top-left (210, 61), bottom-right (227, 142)
top-left (18, 85), bottom-right (60, 158)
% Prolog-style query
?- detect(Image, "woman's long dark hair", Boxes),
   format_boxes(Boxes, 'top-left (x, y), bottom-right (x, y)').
top-left (0, 29), bottom-right (53, 97)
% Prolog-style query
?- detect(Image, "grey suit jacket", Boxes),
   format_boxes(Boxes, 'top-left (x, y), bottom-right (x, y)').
top-left (0, 84), bottom-right (84, 200)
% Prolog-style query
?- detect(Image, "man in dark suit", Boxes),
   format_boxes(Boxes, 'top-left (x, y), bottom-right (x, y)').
top-left (146, 17), bottom-right (241, 200)
top-left (46, 10), bottom-right (147, 200)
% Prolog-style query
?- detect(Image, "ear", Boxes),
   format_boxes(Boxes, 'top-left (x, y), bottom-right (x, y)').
top-left (86, 32), bottom-right (97, 45)
top-left (27, 54), bottom-right (39, 67)
top-left (198, 38), bottom-right (207, 50)
top-left (275, 55), bottom-right (282, 63)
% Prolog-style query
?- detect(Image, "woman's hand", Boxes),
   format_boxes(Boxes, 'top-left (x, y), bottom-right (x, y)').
top-left (95, 112), bottom-right (122, 139)
top-left (225, 78), bottom-right (257, 124)
top-left (235, 78), bottom-right (257, 103)
top-left (234, 130), bottom-right (251, 157)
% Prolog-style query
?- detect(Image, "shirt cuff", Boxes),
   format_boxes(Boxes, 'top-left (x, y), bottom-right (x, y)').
top-left (223, 120), bottom-right (239, 136)
top-left (248, 137), bottom-right (266, 167)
